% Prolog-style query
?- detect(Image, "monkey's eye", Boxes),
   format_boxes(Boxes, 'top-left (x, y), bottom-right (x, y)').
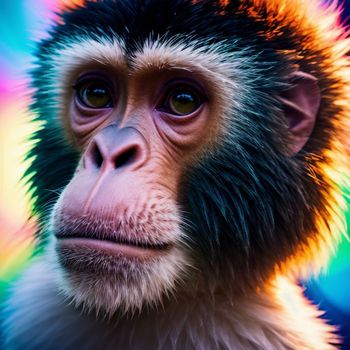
top-left (74, 81), bottom-right (113, 109)
top-left (163, 87), bottom-right (202, 116)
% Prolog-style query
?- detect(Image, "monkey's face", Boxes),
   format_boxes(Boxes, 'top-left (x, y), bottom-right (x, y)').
top-left (50, 41), bottom-right (231, 313)
top-left (30, 0), bottom-right (343, 316)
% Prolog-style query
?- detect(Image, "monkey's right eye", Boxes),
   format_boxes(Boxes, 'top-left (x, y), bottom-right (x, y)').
top-left (74, 81), bottom-right (113, 109)
top-left (160, 86), bottom-right (203, 117)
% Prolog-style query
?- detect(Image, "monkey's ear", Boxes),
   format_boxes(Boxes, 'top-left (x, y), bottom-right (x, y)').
top-left (279, 71), bottom-right (321, 155)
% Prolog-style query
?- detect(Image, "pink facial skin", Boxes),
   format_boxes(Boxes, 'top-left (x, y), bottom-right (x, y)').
top-left (55, 69), bottom-right (215, 263)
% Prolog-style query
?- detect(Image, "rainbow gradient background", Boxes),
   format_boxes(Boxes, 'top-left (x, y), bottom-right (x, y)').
top-left (0, 0), bottom-right (349, 345)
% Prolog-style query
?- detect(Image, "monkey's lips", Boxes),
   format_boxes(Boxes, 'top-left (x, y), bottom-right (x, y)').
top-left (55, 234), bottom-right (172, 260)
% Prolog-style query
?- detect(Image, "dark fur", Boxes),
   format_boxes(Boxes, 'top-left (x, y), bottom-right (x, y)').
top-left (26, 0), bottom-right (343, 291)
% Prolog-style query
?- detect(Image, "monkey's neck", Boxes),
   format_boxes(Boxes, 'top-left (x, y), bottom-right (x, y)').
top-left (3, 259), bottom-right (337, 350)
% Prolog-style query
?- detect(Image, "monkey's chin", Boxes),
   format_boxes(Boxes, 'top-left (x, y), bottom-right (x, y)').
top-left (54, 239), bottom-right (189, 316)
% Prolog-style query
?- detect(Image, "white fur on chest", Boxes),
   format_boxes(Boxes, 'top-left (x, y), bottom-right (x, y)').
top-left (2, 259), bottom-right (337, 350)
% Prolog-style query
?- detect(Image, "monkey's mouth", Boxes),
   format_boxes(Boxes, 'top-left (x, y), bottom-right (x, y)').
top-left (55, 233), bottom-right (172, 260)
top-left (56, 233), bottom-right (171, 249)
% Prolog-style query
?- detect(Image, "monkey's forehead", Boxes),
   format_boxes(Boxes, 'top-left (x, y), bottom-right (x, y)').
top-left (51, 36), bottom-right (248, 83)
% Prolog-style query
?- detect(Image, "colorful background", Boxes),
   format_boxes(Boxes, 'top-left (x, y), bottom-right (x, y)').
top-left (0, 0), bottom-right (349, 347)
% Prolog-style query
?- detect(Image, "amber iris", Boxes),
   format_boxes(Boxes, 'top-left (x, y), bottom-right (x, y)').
top-left (77, 82), bottom-right (112, 108)
top-left (167, 88), bottom-right (201, 116)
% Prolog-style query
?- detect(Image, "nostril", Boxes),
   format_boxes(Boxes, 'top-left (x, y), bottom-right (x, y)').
top-left (92, 143), bottom-right (104, 168)
top-left (114, 146), bottom-right (138, 169)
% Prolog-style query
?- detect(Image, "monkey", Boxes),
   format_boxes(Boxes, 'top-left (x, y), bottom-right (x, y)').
top-left (1, 0), bottom-right (350, 349)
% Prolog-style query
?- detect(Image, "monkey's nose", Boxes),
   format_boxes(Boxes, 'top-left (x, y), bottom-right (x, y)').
top-left (83, 126), bottom-right (147, 172)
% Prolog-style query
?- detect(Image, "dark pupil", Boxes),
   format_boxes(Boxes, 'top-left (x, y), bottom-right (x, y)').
top-left (176, 93), bottom-right (194, 104)
top-left (87, 86), bottom-right (107, 99)
top-left (170, 90), bottom-right (199, 115)
top-left (82, 84), bottom-right (110, 107)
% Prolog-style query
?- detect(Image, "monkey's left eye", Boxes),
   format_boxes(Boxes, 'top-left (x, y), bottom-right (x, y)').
top-left (161, 87), bottom-right (203, 116)
top-left (74, 81), bottom-right (113, 109)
